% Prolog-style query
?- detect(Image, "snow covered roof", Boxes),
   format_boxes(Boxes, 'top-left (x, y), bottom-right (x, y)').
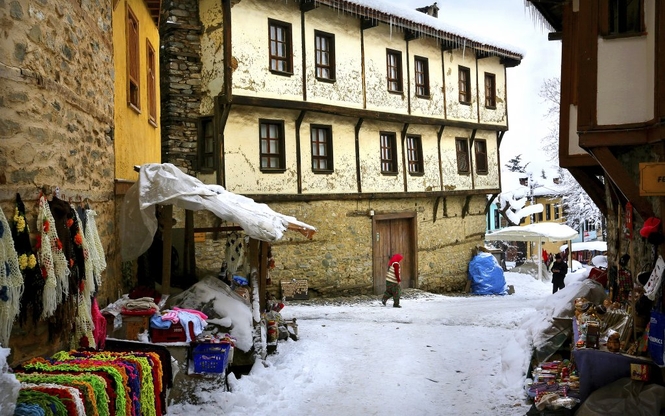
top-left (311, 0), bottom-right (524, 62)
top-left (485, 222), bottom-right (578, 243)
top-left (560, 241), bottom-right (607, 253)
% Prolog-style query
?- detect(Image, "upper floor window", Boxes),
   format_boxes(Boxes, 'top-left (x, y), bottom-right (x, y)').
top-left (455, 138), bottom-right (470, 174)
top-left (458, 66), bottom-right (471, 104)
top-left (386, 49), bottom-right (403, 93)
top-left (147, 39), bottom-right (157, 126)
top-left (198, 117), bottom-right (216, 172)
top-left (260, 120), bottom-right (286, 172)
top-left (605, 0), bottom-right (643, 35)
top-left (474, 139), bottom-right (488, 174)
top-left (484, 73), bottom-right (496, 109)
top-left (126, 5), bottom-right (140, 111)
top-left (406, 135), bottom-right (424, 175)
top-left (546, 203), bottom-right (552, 220)
top-left (554, 204), bottom-right (561, 220)
top-left (311, 125), bottom-right (333, 172)
top-left (269, 19), bottom-right (292, 74)
top-left (537, 212), bottom-right (543, 222)
top-left (380, 132), bottom-right (398, 174)
top-left (414, 56), bottom-right (430, 97)
top-left (315, 30), bottom-right (335, 81)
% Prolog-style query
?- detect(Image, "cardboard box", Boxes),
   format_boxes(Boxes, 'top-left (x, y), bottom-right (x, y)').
top-left (630, 363), bottom-right (650, 381)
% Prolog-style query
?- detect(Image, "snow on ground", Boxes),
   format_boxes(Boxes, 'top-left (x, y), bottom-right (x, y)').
top-left (166, 268), bottom-right (586, 416)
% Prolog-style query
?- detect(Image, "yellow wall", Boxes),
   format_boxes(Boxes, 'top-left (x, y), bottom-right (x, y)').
top-left (113, 0), bottom-right (161, 181)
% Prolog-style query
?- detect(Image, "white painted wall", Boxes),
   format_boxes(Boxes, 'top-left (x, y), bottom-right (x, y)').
top-left (443, 49), bottom-right (479, 123)
top-left (357, 120), bottom-right (405, 193)
top-left (404, 124), bottom-right (442, 192)
top-left (300, 113), bottom-right (358, 194)
top-left (473, 131), bottom-right (500, 189)
top-left (596, 0), bottom-right (655, 125)
top-left (231, 0), bottom-right (304, 99)
top-left (224, 107), bottom-right (300, 194)
top-left (408, 37), bottom-right (445, 118)
top-left (363, 23), bottom-right (409, 114)
top-left (303, 7), bottom-right (363, 108)
top-left (440, 127), bottom-right (474, 190)
top-left (200, 0), bottom-right (224, 114)
top-left (568, 104), bottom-right (585, 155)
top-left (478, 57), bottom-right (507, 126)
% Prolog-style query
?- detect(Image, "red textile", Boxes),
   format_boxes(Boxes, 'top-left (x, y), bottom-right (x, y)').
top-left (91, 298), bottom-right (107, 350)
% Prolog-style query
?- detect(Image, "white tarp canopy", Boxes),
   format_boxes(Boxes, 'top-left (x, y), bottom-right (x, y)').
top-left (485, 222), bottom-right (579, 243)
top-left (560, 241), bottom-right (607, 253)
top-left (485, 223), bottom-right (578, 280)
top-left (120, 163), bottom-right (317, 261)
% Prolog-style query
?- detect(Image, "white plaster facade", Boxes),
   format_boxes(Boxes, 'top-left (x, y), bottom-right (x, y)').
top-left (187, 0), bottom-right (522, 294)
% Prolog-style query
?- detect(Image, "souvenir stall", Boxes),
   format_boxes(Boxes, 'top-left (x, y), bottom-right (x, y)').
top-left (0, 190), bottom-right (178, 415)
top-left (0, 164), bottom-right (316, 414)
top-left (525, 212), bottom-right (665, 414)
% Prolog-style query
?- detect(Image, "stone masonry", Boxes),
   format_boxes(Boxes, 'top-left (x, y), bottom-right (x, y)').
top-left (0, 0), bottom-right (116, 366)
top-left (160, 0), bottom-right (203, 173)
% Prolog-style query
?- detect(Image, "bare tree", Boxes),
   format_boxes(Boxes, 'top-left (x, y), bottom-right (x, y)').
top-left (539, 77), bottom-right (603, 232)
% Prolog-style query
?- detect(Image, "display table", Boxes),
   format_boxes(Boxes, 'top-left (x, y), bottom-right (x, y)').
top-left (572, 319), bottom-right (662, 402)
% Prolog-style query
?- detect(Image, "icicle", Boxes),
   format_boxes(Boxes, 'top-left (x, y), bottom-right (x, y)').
top-left (462, 39), bottom-right (466, 60)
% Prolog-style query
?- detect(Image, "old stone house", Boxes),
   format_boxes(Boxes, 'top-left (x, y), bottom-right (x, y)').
top-left (525, 0), bottom-right (665, 306)
top-left (160, 0), bottom-right (523, 296)
top-left (0, 0), bottom-right (162, 366)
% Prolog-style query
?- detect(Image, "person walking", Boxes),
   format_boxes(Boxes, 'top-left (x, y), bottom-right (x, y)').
top-left (382, 253), bottom-right (403, 308)
top-left (550, 253), bottom-right (568, 294)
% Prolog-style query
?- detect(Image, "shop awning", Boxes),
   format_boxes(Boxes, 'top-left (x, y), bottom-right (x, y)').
top-left (485, 222), bottom-right (578, 279)
top-left (485, 222), bottom-right (578, 243)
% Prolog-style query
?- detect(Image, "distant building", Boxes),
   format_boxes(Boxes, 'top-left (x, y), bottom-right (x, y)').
top-left (159, 0), bottom-right (523, 294)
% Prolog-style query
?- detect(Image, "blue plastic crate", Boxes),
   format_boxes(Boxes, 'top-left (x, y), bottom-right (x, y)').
top-left (192, 343), bottom-right (231, 374)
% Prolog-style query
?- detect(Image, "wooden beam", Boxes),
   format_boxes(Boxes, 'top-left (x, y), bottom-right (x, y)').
top-left (462, 195), bottom-right (472, 218)
top-left (404, 29), bottom-right (419, 41)
top-left (243, 188), bottom-right (499, 203)
top-left (547, 32), bottom-right (563, 41)
top-left (485, 193), bottom-right (498, 215)
top-left (160, 204), bottom-right (173, 295)
top-left (567, 167), bottom-right (608, 217)
top-left (589, 147), bottom-right (654, 220)
top-left (230, 95), bottom-right (508, 132)
top-left (300, 0), bottom-right (317, 12)
top-left (355, 118), bottom-right (364, 193)
top-left (184, 210), bottom-right (195, 277)
top-left (361, 18), bottom-right (378, 30)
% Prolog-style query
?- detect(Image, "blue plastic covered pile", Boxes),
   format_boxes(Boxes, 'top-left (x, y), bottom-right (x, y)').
top-left (468, 252), bottom-right (507, 295)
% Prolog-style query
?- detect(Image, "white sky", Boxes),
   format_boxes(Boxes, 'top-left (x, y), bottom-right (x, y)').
top-left (160, 266), bottom-right (592, 416)
top-left (391, 0), bottom-right (563, 169)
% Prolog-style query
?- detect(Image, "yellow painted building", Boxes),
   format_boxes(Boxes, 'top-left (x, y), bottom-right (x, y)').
top-left (113, 0), bottom-right (162, 181)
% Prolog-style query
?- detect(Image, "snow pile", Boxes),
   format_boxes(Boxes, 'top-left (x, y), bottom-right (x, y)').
top-left (168, 277), bottom-right (254, 352)
top-left (0, 346), bottom-right (19, 415)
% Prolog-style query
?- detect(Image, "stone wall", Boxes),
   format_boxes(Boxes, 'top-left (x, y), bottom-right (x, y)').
top-left (160, 0), bottom-right (203, 173)
top-left (184, 195), bottom-right (486, 297)
top-left (0, 0), bottom-right (116, 366)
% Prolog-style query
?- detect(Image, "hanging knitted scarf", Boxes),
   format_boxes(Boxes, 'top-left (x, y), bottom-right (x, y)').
top-left (12, 193), bottom-right (44, 325)
top-left (70, 207), bottom-right (95, 350)
top-left (84, 209), bottom-right (106, 291)
top-left (36, 195), bottom-right (69, 319)
top-left (0, 207), bottom-right (24, 347)
top-left (225, 231), bottom-right (245, 274)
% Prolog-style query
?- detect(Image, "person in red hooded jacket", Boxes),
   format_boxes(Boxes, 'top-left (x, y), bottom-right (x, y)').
top-left (382, 253), bottom-right (403, 308)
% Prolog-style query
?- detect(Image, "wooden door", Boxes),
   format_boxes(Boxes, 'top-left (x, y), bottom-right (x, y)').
top-left (372, 213), bottom-right (416, 294)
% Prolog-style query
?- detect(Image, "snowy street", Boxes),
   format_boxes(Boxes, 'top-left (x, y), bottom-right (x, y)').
top-left (167, 271), bottom-right (555, 416)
